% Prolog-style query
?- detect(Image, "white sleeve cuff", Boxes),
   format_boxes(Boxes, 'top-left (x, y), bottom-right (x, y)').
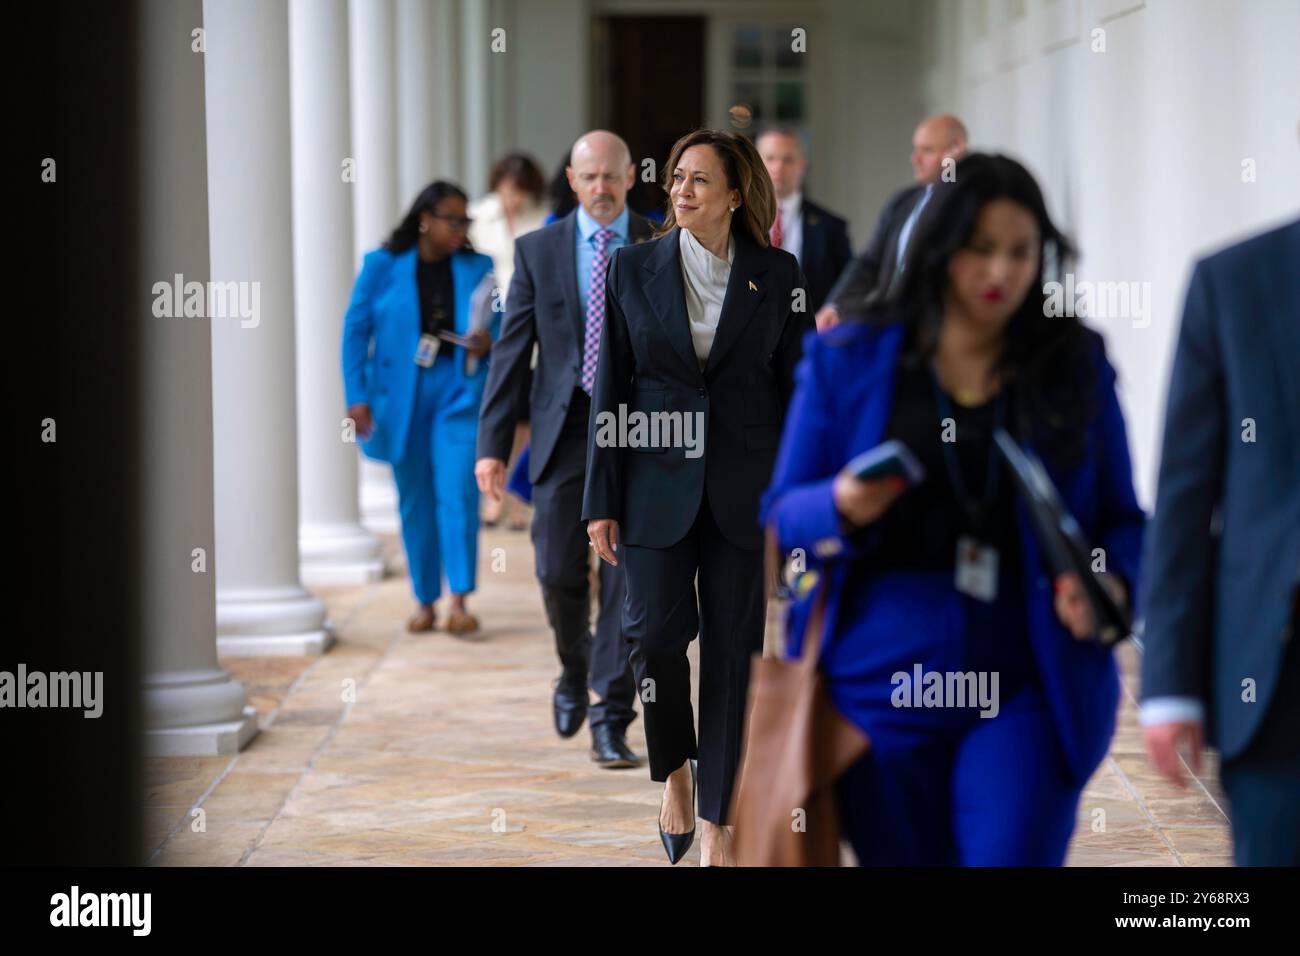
top-left (1139, 696), bottom-right (1205, 726)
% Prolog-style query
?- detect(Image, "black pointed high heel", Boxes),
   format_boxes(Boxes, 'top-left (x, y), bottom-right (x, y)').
top-left (658, 759), bottom-right (696, 865)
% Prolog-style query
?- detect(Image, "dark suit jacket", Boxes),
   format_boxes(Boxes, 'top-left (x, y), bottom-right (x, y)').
top-left (476, 208), bottom-right (655, 483)
top-left (581, 226), bottom-right (814, 551)
top-left (1140, 218), bottom-right (1300, 761)
top-left (825, 183), bottom-right (926, 311)
top-left (798, 198), bottom-right (852, 313)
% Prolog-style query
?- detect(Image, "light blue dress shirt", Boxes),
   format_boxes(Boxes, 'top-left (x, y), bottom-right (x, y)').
top-left (576, 204), bottom-right (630, 300)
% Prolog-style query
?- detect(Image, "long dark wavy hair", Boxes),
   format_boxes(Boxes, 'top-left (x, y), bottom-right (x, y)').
top-left (849, 152), bottom-right (1098, 471)
top-left (382, 180), bottom-right (474, 254)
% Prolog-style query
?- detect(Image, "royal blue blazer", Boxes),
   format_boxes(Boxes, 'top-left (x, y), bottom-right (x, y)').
top-left (341, 246), bottom-right (496, 464)
top-left (759, 321), bottom-right (1147, 786)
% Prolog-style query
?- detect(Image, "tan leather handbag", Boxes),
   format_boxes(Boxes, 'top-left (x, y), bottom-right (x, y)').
top-left (728, 531), bottom-right (871, 866)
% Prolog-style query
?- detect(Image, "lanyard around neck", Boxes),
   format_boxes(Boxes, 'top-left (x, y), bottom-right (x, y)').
top-left (928, 360), bottom-right (1006, 535)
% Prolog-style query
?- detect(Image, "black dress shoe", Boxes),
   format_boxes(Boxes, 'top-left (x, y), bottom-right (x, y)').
top-left (658, 759), bottom-right (696, 865)
top-left (552, 673), bottom-right (588, 739)
top-left (590, 723), bottom-right (641, 769)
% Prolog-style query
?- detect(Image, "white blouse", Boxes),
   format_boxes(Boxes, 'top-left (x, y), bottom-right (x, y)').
top-left (679, 226), bottom-right (734, 370)
top-left (467, 192), bottom-right (548, 305)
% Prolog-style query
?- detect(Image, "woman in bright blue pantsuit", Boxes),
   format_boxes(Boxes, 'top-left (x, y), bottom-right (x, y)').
top-left (342, 181), bottom-right (498, 634)
top-left (760, 154), bottom-right (1146, 865)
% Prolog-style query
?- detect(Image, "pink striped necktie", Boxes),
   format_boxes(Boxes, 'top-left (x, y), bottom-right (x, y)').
top-left (580, 227), bottom-right (614, 394)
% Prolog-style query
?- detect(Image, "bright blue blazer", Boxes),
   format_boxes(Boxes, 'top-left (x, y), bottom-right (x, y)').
top-left (759, 321), bottom-right (1147, 786)
top-left (341, 246), bottom-right (496, 464)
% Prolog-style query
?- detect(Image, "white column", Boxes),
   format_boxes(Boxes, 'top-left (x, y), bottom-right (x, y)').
top-left (486, 0), bottom-right (516, 168)
top-left (290, 0), bottom-right (384, 585)
top-left (349, 0), bottom-right (399, 261)
top-left (359, 459), bottom-right (401, 534)
top-left (460, 0), bottom-right (490, 198)
top-left (434, 0), bottom-right (463, 183)
top-left (396, 0), bottom-right (436, 202)
top-left (140, 0), bottom-right (256, 755)
top-left (349, 0), bottom-right (402, 534)
top-left (397, 0), bottom-right (461, 201)
top-left (204, 0), bottom-right (330, 655)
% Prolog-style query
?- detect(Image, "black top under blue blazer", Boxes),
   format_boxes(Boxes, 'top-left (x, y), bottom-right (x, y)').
top-left (762, 321), bottom-right (1147, 786)
top-left (1140, 218), bottom-right (1300, 761)
top-left (581, 226), bottom-right (814, 551)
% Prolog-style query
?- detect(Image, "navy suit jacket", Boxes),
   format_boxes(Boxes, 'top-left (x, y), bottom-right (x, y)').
top-left (1140, 218), bottom-right (1300, 760)
top-left (798, 199), bottom-right (852, 313)
top-left (476, 209), bottom-right (655, 483)
top-left (760, 321), bottom-right (1147, 786)
top-left (825, 184), bottom-right (926, 310)
top-left (581, 226), bottom-right (813, 551)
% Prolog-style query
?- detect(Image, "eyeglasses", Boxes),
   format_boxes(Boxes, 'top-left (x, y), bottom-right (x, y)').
top-left (432, 214), bottom-right (473, 230)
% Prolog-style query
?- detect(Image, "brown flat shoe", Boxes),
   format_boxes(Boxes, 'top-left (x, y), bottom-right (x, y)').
top-left (445, 610), bottom-right (479, 635)
top-left (406, 607), bottom-right (436, 633)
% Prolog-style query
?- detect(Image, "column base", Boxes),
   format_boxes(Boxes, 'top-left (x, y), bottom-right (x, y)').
top-left (144, 705), bottom-right (259, 756)
top-left (217, 629), bottom-right (335, 656)
top-left (217, 587), bottom-right (333, 656)
top-left (300, 521), bottom-right (385, 585)
top-left (143, 667), bottom-right (259, 756)
top-left (301, 557), bottom-right (385, 586)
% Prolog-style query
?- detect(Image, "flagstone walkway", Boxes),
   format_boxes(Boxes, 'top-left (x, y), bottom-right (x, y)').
top-left (145, 527), bottom-right (1232, 866)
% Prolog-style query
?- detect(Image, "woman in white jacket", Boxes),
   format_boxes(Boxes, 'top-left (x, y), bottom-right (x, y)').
top-left (468, 152), bottom-right (549, 303)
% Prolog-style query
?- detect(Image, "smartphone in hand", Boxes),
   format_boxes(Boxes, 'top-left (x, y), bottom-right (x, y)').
top-left (845, 439), bottom-right (925, 486)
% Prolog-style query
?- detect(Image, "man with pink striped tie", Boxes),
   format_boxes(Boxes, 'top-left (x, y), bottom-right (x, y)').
top-left (477, 131), bottom-right (657, 768)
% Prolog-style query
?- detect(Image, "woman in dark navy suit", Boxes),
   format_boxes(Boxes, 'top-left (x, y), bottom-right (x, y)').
top-left (582, 130), bottom-right (813, 865)
top-left (761, 154), bottom-right (1146, 865)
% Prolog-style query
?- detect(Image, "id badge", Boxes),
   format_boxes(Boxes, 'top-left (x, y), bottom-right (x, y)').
top-left (414, 333), bottom-right (440, 367)
top-left (955, 535), bottom-right (998, 602)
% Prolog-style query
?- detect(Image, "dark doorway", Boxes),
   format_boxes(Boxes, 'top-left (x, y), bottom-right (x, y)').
top-left (595, 15), bottom-right (705, 216)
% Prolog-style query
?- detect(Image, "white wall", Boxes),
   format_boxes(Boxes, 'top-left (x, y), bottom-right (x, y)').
top-left (821, 0), bottom-right (927, 242)
top-left (498, 0), bottom-right (924, 243)
top-left (920, 0), bottom-right (1300, 506)
top-left (509, 0), bottom-right (591, 170)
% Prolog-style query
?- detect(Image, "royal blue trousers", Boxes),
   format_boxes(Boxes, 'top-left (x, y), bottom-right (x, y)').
top-left (827, 568), bottom-right (1083, 866)
top-left (390, 356), bottom-right (481, 604)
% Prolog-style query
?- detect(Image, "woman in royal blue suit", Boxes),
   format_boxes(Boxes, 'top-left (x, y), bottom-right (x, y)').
top-left (342, 181), bottom-right (497, 634)
top-left (760, 154), bottom-right (1145, 866)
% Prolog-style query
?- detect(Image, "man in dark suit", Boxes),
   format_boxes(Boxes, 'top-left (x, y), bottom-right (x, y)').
top-left (816, 113), bottom-right (968, 330)
top-left (476, 130), bottom-right (654, 768)
top-left (1141, 218), bottom-right (1300, 865)
top-left (756, 128), bottom-right (851, 313)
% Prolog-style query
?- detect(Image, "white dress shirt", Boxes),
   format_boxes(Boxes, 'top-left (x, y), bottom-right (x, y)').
top-left (1139, 697), bottom-right (1205, 726)
top-left (775, 191), bottom-right (804, 265)
top-left (679, 226), bottom-right (734, 370)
